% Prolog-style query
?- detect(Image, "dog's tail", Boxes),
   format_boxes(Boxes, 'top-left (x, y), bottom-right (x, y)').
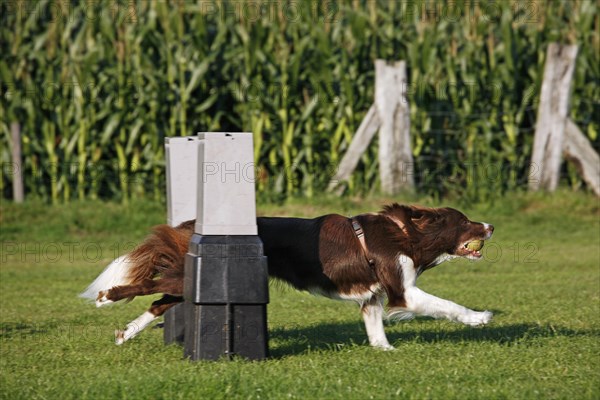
top-left (79, 221), bottom-right (195, 303)
top-left (79, 255), bottom-right (134, 301)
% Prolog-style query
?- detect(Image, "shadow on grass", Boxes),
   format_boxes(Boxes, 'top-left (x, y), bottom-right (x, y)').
top-left (0, 322), bottom-right (50, 339)
top-left (268, 321), bottom-right (599, 358)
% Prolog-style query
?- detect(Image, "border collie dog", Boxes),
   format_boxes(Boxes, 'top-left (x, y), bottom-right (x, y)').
top-left (81, 204), bottom-right (494, 349)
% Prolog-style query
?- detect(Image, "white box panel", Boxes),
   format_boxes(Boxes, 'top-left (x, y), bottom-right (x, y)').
top-left (195, 132), bottom-right (258, 235)
top-left (165, 136), bottom-right (200, 227)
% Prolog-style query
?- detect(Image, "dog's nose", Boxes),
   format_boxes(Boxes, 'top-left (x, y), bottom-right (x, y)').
top-left (488, 224), bottom-right (494, 232)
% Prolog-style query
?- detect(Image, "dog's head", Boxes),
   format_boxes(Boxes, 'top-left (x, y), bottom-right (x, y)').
top-left (411, 206), bottom-right (494, 260)
top-left (383, 204), bottom-right (494, 261)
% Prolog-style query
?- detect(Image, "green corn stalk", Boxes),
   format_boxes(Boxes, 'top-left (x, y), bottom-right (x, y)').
top-left (75, 78), bottom-right (88, 201)
top-left (114, 139), bottom-right (127, 204)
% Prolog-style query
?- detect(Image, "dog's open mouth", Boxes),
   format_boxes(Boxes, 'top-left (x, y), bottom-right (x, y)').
top-left (460, 239), bottom-right (485, 259)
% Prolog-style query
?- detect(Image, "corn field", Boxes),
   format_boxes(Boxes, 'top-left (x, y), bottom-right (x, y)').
top-left (1, 0), bottom-right (598, 204)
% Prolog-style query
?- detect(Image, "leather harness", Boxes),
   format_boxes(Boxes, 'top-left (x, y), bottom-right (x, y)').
top-left (350, 217), bottom-right (375, 268)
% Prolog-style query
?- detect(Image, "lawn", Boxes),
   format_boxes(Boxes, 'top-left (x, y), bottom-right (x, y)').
top-left (1, 192), bottom-right (599, 399)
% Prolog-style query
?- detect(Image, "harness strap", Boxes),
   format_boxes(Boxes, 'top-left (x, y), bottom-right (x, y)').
top-left (350, 218), bottom-right (375, 268)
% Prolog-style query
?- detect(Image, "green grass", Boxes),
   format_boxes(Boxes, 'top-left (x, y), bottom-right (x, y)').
top-left (1, 192), bottom-right (599, 399)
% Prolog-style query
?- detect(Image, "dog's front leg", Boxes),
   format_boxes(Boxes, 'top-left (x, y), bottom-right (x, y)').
top-left (362, 297), bottom-right (394, 350)
top-left (397, 256), bottom-right (492, 326)
top-left (404, 287), bottom-right (492, 326)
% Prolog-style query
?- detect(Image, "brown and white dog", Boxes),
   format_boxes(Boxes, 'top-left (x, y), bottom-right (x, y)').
top-left (80, 204), bottom-right (494, 349)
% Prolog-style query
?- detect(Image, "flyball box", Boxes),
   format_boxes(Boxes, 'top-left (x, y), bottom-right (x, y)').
top-left (164, 132), bottom-right (269, 361)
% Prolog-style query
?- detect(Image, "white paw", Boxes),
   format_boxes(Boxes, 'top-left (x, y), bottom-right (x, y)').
top-left (115, 330), bottom-right (125, 345)
top-left (95, 291), bottom-right (113, 308)
top-left (459, 310), bottom-right (493, 327)
top-left (371, 341), bottom-right (395, 351)
top-left (379, 344), bottom-right (396, 351)
top-left (115, 324), bottom-right (141, 345)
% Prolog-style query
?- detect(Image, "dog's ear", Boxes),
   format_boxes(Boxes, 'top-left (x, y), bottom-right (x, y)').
top-left (409, 206), bottom-right (433, 220)
top-left (410, 206), bottom-right (442, 227)
top-left (382, 203), bottom-right (412, 219)
top-left (409, 207), bottom-right (425, 220)
top-left (408, 207), bottom-right (427, 230)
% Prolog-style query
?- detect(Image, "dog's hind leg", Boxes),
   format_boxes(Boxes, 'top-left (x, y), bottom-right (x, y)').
top-left (362, 296), bottom-right (394, 350)
top-left (115, 295), bottom-right (183, 345)
top-left (95, 280), bottom-right (156, 307)
top-left (96, 278), bottom-right (183, 307)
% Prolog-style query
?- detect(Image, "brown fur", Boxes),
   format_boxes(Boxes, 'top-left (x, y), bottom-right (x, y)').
top-left (319, 215), bottom-right (378, 295)
top-left (125, 220), bottom-right (194, 290)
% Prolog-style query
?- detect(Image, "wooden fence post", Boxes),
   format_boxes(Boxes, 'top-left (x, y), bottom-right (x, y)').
top-left (375, 60), bottom-right (414, 194)
top-left (329, 60), bottom-right (413, 195)
top-left (529, 44), bottom-right (578, 192)
top-left (10, 122), bottom-right (24, 203)
top-left (563, 119), bottom-right (600, 196)
top-left (327, 105), bottom-right (380, 194)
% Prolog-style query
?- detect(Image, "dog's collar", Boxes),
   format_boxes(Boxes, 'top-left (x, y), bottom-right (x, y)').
top-left (350, 218), bottom-right (375, 268)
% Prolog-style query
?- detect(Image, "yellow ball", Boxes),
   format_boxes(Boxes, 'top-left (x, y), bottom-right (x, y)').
top-left (466, 240), bottom-right (483, 251)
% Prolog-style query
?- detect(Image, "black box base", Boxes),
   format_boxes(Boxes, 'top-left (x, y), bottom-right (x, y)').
top-left (164, 303), bottom-right (185, 345)
top-left (182, 234), bottom-right (269, 361)
top-left (183, 303), bottom-right (268, 361)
